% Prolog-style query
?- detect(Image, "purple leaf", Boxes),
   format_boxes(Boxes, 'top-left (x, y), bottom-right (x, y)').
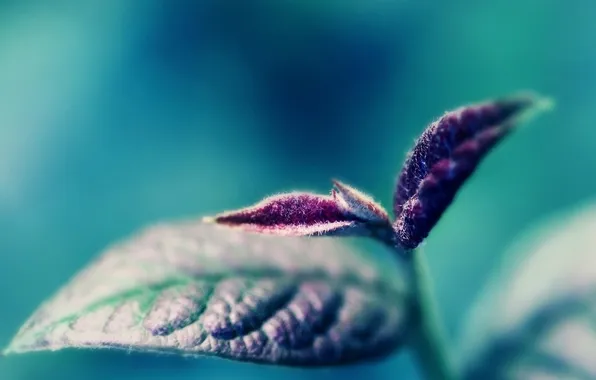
top-left (393, 93), bottom-right (552, 250)
top-left (207, 183), bottom-right (393, 239)
top-left (206, 192), bottom-right (362, 236)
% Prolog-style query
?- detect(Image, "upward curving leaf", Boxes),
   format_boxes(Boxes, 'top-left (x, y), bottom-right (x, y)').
top-left (4, 222), bottom-right (411, 366)
top-left (458, 201), bottom-right (596, 379)
top-left (392, 93), bottom-right (552, 249)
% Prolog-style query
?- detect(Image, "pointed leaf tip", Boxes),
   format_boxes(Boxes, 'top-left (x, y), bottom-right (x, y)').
top-left (332, 179), bottom-right (390, 225)
top-left (393, 92), bottom-right (551, 250)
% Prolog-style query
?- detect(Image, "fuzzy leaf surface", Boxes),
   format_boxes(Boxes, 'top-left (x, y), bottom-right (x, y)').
top-left (393, 93), bottom-right (551, 249)
top-left (4, 222), bottom-right (410, 366)
top-left (208, 192), bottom-right (367, 237)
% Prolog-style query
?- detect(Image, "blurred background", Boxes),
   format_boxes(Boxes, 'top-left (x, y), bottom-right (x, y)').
top-left (0, 0), bottom-right (594, 379)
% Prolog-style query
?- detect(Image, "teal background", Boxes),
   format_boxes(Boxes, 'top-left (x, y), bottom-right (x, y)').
top-left (0, 1), bottom-right (594, 379)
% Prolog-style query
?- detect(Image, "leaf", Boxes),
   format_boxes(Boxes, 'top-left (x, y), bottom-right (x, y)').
top-left (4, 221), bottom-right (411, 366)
top-left (392, 93), bottom-right (552, 250)
top-left (458, 201), bottom-right (596, 379)
top-left (206, 184), bottom-right (394, 244)
top-left (206, 192), bottom-right (367, 237)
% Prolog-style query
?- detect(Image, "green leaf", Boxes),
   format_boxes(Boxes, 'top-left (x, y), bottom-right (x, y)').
top-left (4, 222), bottom-right (410, 366)
top-left (458, 201), bottom-right (596, 379)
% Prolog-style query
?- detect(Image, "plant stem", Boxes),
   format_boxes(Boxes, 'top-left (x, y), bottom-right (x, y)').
top-left (407, 249), bottom-right (457, 380)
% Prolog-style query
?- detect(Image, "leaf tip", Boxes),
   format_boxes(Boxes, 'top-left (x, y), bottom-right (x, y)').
top-left (1, 341), bottom-right (18, 357)
top-left (201, 216), bottom-right (216, 224)
top-left (497, 91), bottom-right (554, 125)
top-left (331, 178), bottom-right (390, 225)
top-left (527, 92), bottom-right (555, 118)
top-left (330, 178), bottom-right (346, 190)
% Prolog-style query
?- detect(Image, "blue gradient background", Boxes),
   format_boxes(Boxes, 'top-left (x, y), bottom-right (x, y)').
top-left (1, 1), bottom-right (595, 379)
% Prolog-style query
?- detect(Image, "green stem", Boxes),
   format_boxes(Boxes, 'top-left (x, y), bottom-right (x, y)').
top-left (407, 249), bottom-right (457, 380)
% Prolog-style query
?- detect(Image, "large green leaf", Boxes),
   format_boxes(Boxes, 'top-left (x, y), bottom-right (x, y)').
top-left (459, 201), bottom-right (596, 379)
top-left (4, 221), bottom-right (410, 366)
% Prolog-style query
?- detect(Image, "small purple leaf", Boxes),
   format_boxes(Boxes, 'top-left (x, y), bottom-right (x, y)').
top-left (332, 179), bottom-right (390, 225)
top-left (205, 192), bottom-right (366, 237)
top-left (207, 183), bottom-right (393, 240)
top-left (393, 93), bottom-right (552, 250)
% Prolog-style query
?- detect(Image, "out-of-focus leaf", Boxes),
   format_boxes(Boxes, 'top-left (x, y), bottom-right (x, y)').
top-left (458, 201), bottom-right (596, 379)
top-left (4, 222), bottom-right (410, 366)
